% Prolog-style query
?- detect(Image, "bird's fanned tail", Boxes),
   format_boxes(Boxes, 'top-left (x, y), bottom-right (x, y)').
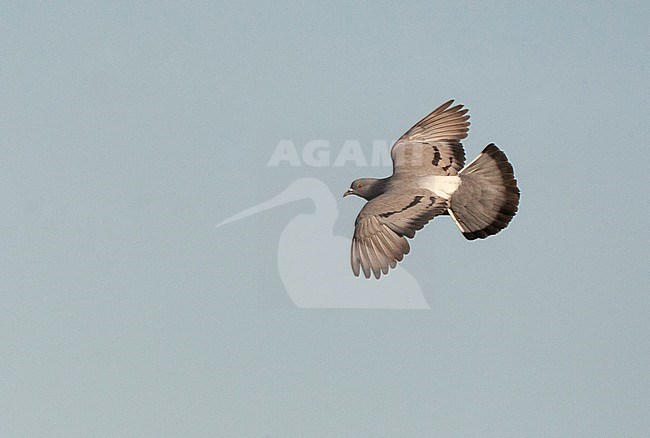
top-left (448, 144), bottom-right (520, 240)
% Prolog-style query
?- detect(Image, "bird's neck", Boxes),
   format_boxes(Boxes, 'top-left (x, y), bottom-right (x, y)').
top-left (364, 177), bottom-right (391, 200)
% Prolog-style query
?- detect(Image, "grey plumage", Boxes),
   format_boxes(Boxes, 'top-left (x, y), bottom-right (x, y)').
top-left (450, 144), bottom-right (520, 240)
top-left (345, 100), bottom-right (520, 279)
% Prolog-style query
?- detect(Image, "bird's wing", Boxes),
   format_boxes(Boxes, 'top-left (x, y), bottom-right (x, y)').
top-left (351, 189), bottom-right (449, 279)
top-left (391, 100), bottom-right (469, 177)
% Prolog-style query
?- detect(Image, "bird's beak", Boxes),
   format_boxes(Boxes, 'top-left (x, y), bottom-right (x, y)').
top-left (343, 189), bottom-right (354, 197)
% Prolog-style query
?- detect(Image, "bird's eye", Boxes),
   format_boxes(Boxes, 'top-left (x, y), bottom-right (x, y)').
top-left (358, 184), bottom-right (364, 189)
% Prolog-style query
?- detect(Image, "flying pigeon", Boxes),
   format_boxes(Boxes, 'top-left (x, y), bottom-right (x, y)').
top-left (344, 100), bottom-right (520, 279)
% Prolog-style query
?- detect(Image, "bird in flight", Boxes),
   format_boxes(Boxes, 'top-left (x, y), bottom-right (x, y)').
top-left (344, 100), bottom-right (520, 279)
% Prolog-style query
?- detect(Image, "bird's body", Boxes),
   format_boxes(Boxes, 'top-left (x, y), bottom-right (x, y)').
top-left (344, 100), bottom-right (520, 279)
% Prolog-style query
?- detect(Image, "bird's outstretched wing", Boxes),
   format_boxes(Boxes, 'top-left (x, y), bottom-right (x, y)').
top-left (351, 190), bottom-right (449, 279)
top-left (391, 100), bottom-right (469, 177)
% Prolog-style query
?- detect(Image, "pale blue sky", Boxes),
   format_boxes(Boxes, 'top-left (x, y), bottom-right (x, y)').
top-left (1, 1), bottom-right (648, 436)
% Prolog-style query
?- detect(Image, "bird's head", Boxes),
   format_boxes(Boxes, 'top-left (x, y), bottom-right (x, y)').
top-left (343, 178), bottom-right (387, 201)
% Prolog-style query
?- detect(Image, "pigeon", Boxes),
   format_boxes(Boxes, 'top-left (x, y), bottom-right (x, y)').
top-left (344, 100), bottom-right (520, 279)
